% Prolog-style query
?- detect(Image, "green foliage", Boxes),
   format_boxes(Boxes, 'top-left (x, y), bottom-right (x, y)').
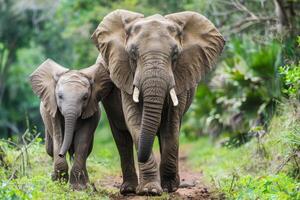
top-left (188, 101), bottom-right (300, 199)
top-left (0, 42), bottom-right (45, 137)
top-left (0, 127), bottom-right (120, 200)
top-left (279, 62), bottom-right (300, 98)
top-left (0, 1), bottom-right (299, 198)
top-left (224, 174), bottom-right (300, 200)
top-left (183, 37), bottom-right (282, 144)
top-left (0, 124), bottom-right (172, 199)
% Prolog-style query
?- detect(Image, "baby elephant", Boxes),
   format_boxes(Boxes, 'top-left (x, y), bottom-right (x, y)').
top-left (30, 59), bottom-right (111, 190)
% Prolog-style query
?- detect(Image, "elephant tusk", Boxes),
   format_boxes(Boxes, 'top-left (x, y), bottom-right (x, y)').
top-left (170, 88), bottom-right (178, 106)
top-left (133, 87), bottom-right (140, 103)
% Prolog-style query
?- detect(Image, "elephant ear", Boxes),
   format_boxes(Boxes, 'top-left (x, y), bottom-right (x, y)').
top-left (91, 9), bottom-right (144, 95)
top-left (29, 59), bottom-right (69, 118)
top-left (165, 11), bottom-right (225, 94)
top-left (79, 54), bottom-right (113, 119)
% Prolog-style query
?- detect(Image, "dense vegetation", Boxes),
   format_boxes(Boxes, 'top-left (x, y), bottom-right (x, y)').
top-left (0, 0), bottom-right (299, 199)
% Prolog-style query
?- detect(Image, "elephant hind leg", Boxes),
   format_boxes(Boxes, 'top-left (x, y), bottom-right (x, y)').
top-left (107, 116), bottom-right (138, 195)
top-left (103, 90), bottom-right (138, 195)
top-left (45, 130), bottom-right (53, 157)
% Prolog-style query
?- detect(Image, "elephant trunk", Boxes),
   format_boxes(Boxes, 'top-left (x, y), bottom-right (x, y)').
top-left (138, 76), bottom-right (167, 163)
top-left (59, 112), bottom-right (77, 158)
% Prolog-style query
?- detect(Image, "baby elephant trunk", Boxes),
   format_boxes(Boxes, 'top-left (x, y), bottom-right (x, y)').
top-left (59, 113), bottom-right (77, 158)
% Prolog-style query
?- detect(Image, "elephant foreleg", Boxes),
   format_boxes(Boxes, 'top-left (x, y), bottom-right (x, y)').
top-left (121, 92), bottom-right (162, 195)
top-left (159, 118), bottom-right (180, 192)
top-left (70, 113), bottom-right (99, 190)
top-left (41, 103), bottom-right (68, 181)
top-left (159, 90), bottom-right (193, 192)
top-left (52, 117), bottom-right (69, 182)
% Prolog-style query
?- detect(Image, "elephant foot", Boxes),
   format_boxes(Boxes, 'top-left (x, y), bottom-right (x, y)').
top-left (52, 158), bottom-right (68, 182)
top-left (51, 170), bottom-right (68, 182)
top-left (137, 181), bottom-right (163, 196)
top-left (70, 167), bottom-right (89, 190)
top-left (161, 174), bottom-right (180, 192)
top-left (71, 183), bottom-right (88, 191)
top-left (120, 180), bottom-right (137, 195)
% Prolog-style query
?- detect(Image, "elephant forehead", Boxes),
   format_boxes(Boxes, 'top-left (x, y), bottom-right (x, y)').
top-left (135, 15), bottom-right (173, 29)
top-left (58, 72), bottom-right (90, 87)
top-left (145, 14), bottom-right (164, 21)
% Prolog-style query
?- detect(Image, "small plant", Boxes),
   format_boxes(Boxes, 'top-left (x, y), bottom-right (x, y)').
top-left (279, 62), bottom-right (300, 98)
top-left (224, 173), bottom-right (300, 200)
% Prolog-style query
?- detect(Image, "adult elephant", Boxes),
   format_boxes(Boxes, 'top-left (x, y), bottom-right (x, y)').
top-left (92, 10), bottom-right (225, 195)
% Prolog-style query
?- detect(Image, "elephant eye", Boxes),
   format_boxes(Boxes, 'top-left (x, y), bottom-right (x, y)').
top-left (172, 46), bottom-right (179, 62)
top-left (130, 45), bottom-right (138, 60)
top-left (58, 94), bottom-right (63, 100)
top-left (167, 26), bottom-right (176, 33)
top-left (82, 94), bottom-right (88, 101)
top-left (125, 26), bottom-right (132, 36)
top-left (133, 25), bottom-right (141, 34)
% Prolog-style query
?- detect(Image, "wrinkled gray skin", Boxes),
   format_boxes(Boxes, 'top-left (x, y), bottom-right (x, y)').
top-left (92, 10), bottom-right (225, 195)
top-left (30, 59), bottom-right (111, 190)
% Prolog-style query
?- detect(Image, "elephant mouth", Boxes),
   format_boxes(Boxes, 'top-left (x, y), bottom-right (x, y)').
top-left (133, 86), bottom-right (178, 106)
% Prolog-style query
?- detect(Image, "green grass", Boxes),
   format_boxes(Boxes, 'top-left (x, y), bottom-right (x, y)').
top-left (0, 113), bottom-right (172, 200)
top-left (187, 100), bottom-right (300, 199)
top-left (1, 102), bottom-right (300, 199)
top-left (0, 129), bottom-right (119, 199)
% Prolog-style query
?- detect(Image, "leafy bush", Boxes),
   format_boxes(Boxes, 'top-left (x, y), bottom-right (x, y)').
top-left (279, 62), bottom-right (300, 98)
top-left (188, 101), bottom-right (300, 199)
top-left (225, 174), bottom-right (300, 200)
top-left (0, 42), bottom-right (45, 138)
top-left (0, 127), bottom-right (121, 200)
top-left (183, 37), bottom-right (282, 145)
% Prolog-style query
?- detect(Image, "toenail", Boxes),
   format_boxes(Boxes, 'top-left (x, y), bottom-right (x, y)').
top-left (152, 188), bottom-right (157, 193)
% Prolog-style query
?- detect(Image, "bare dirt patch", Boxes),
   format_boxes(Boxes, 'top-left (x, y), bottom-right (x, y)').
top-left (96, 147), bottom-right (218, 200)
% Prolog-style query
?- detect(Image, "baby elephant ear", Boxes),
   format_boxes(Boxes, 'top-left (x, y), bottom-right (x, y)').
top-left (29, 59), bottom-right (69, 118)
top-left (91, 9), bottom-right (143, 95)
top-left (165, 11), bottom-right (225, 94)
top-left (79, 54), bottom-right (113, 119)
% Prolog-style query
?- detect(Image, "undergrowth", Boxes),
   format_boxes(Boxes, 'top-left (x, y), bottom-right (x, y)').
top-left (0, 115), bottom-right (170, 200)
top-left (188, 100), bottom-right (300, 199)
top-left (0, 123), bottom-right (120, 200)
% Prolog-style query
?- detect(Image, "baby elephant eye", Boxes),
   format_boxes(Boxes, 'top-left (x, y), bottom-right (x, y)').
top-left (58, 94), bottom-right (63, 100)
top-left (82, 94), bottom-right (89, 101)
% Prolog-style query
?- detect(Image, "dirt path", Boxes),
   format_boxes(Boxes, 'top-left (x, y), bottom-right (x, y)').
top-left (96, 147), bottom-right (215, 200)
